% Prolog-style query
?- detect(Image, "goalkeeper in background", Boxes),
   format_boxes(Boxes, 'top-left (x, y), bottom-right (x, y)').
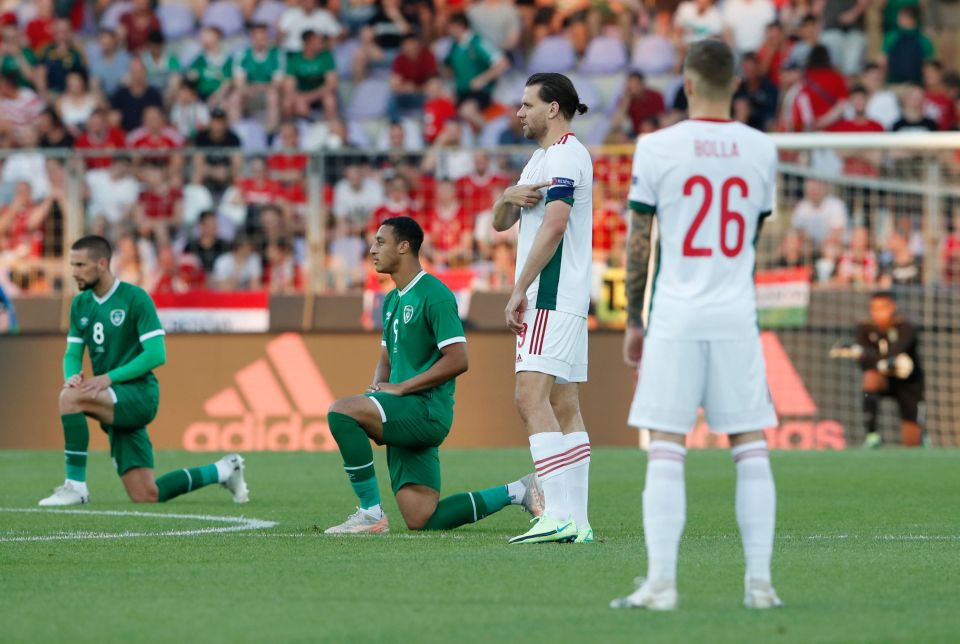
top-left (837, 292), bottom-right (926, 448)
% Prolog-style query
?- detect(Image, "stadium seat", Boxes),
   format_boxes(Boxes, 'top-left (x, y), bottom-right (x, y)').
top-left (202, 1), bottom-right (245, 38)
top-left (99, 1), bottom-right (132, 31)
top-left (334, 39), bottom-right (361, 80)
top-left (376, 118), bottom-right (425, 151)
top-left (567, 73), bottom-right (602, 113)
top-left (345, 119), bottom-right (374, 149)
top-left (493, 72), bottom-right (526, 108)
top-left (251, 0), bottom-right (285, 33)
top-left (631, 35), bottom-right (677, 77)
top-left (346, 78), bottom-right (392, 120)
top-left (176, 39), bottom-right (203, 67)
top-left (527, 36), bottom-right (576, 74)
top-left (156, 2), bottom-right (197, 42)
top-left (591, 74), bottom-right (627, 114)
top-left (579, 36), bottom-right (628, 75)
top-left (431, 37), bottom-right (453, 67)
top-left (233, 119), bottom-right (269, 153)
top-left (479, 115), bottom-right (510, 148)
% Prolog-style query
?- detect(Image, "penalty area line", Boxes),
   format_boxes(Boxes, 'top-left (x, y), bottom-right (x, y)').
top-left (0, 507), bottom-right (278, 542)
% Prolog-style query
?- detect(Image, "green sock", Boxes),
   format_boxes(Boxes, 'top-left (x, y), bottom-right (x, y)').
top-left (422, 486), bottom-right (511, 531)
top-left (62, 412), bottom-right (89, 482)
top-left (156, 464), bottom-right (219, 502)
top-left (329, 411), bottom-right (381, 509)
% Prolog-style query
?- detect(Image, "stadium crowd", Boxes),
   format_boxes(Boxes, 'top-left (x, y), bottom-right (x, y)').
top-left (1, 0), bottom-right (960, 298)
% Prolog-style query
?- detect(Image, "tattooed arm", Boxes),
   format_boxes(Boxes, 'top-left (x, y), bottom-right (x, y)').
top-left (623, 206), bottom-right (655, 367)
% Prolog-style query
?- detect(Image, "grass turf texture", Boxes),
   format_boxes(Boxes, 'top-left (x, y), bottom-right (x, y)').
top-left (1, 448), bottom-right (957, 643)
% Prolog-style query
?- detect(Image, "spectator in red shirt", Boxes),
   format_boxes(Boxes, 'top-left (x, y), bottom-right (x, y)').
top-left (423, 77), bottom-right (457, 144)
top-left (135, 164), bottom-right (183, 240)
top-left (455, 150), bottom-right (509, 216)
top-left (835, 226), bottom-right (878, 287)
top-left (75, 108), bottom-right (127, 169)
top-left (25, 0), bottom-right (55, 53)
top-left (236, 156), bottom-right (284, 207)
top-left (268, 121), bottom-right (308, 184)
top-left (757, 21), bottom-right (791, 87)
top-left (424, 179), bottom-right (473, 268)
top-left (366, 175), bottom-right (415, 240)
top-left (922, 60), bottom-right (957, 131)
top-left (828, 85), bottom-right (885, 176)
top-left (388, 33), bottom-right (438, 121)
top-left (118, 0), bottom-right (161, 53)
top-left (592, 197), bottom-right (628, 260)
top-left (126, 105), bottom-right (185, 181)
top-left (791, 45), bottom-right (848, 131)
top-left (0, 181), bottom-right (46, 256)
top-left (611, 72), bottom-right (665, 136)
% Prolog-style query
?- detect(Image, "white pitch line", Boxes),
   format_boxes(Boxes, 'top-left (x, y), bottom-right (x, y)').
top-left (0, 507), bottom-right (277, 542)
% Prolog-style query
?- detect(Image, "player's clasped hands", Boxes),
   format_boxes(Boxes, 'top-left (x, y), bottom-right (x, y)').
top-left (503, 181), bottom-right (551, 208)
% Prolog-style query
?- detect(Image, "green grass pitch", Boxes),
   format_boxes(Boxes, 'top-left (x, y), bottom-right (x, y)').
top-left (1, 448), bottom-right (958, 643)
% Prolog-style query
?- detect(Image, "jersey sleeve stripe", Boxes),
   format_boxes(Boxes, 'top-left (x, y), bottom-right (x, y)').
top-left (139, 329), bottom-right (166, 342)
top-left (381, 340), bottom-right (387, 347)
top-left (629, 200), bottom-right (656, 214)
top-left (66, 337), bottom-right (84, 344)
top-left (545, 195), bottom-right (574, 206)
top-left (437, 336), bottom-right (466, 349)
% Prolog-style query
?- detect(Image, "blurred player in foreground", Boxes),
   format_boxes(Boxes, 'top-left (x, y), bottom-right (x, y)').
top-left (40, 235), bottom-right (248, 506)
top-left (323, 217), bottom-right (543, 534)
top-left (612, 40), bottom-right (783, 610)
top-left (830, 291), bottom-right (925, 448)
top-left (494, 72), bottom-right (594, 545)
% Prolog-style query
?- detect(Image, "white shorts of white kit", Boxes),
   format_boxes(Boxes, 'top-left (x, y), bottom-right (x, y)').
top-left (628, 336), bottom-right (777, 434)
top-left (515, 308), bottom-right (588, 384)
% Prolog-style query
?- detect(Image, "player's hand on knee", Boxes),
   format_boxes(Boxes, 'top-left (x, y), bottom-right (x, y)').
top-left (79, 374), bottom-right (112, 397)
top-left (64, 374), bottom-right (83, 388)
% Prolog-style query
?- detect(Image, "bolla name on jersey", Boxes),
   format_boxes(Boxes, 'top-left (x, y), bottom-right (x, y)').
top-left (694, 139), bottom-right (739, 158)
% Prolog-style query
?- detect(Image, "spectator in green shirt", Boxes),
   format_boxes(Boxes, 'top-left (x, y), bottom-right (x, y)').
top-left (883, 6), bottom-right (934, 85)
top-left (232, 22), bottom-right (285, 132)
top-left (140, 30), bottom-right (181, 104)
top-left (0, 25), bottom-right (37, 90)
top-left (443, 12), bottom-right (509, 132)
top-left (186, 26), bottom-right (233, 106)
top-left (283, 30), bottom-right (338, 120)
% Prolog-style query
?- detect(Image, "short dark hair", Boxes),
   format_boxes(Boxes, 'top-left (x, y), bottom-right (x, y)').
top-left (684, 40), bottom-right (736, 99)
top-left (0, 70), bottom-right (19, 87)
top-left (628, 71), bottom-right (646, 82)
top-left (806, 44), bottom-right (833, 70)
top-left (381, 216), bottom-right (424, 255)
top-left (301, 29), bottom-right (318, 43)
top-left (900, 5), bottom-right (920, 21)
top-left (525, 72), bottom-right (588, 120)
top-left (849, 83), bottom-right (868, 95)
top-left (72, 235), bottom-right (113, 261)
top-left (147, 30), bottom-right (164, 45)
top-left (449, 12), bottom-right (469, 29)
top-left (801, 14), bottom-right (819, 27)
top-left (198, 210), bottom-right (217, 223)
top-left (871, 290), bottom-right (896, 303)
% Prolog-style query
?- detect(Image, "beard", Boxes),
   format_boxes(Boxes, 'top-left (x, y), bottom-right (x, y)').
top-left (76, 275), bottom-right (99, 291)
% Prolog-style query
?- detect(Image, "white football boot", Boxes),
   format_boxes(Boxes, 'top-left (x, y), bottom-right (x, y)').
top-left (744, 578), bottom-right (784, 609)
top-left (218, 454), bottom-right (249, 503)
top-left (324, 507), bottom-right (390, 534)
top-left (38, 481), bottom-right (90, 506)
top-left (610, 578), bottom-right (679, 611)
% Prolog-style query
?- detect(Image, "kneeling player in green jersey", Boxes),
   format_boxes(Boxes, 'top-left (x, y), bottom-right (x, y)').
top-left (324, 217), bottom-right (544, 534)
top-left (38, 235), bottom-right (249, 506)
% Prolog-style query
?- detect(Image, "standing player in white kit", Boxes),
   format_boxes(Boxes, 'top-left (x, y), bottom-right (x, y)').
top-left (611, 40), bottom-right (784, 610)
top-left (493, 73), bottom-right (594, 545)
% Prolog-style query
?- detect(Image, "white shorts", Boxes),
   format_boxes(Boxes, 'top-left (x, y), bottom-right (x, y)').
top-left (628, 336), bottom-right (777, 434)
top-left (515, 308), bottom-right (588, 384)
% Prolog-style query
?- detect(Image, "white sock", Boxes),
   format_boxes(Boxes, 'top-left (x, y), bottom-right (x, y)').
top-left (529, 431), bottom-right (570, 521)
top-left (506, 480), bottom-right (525, 504)
top-left (732, 440), bottom-right (776, 584)
top-left (643, 440), bottom-right (687, 584)
top-left (562, 431), bottom-right (591, 528)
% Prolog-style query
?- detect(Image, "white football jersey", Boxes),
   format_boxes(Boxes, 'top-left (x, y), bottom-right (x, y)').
top-left (516, 133), bottom-right (593, 317)
top-left (629, 119), bottom-right (777, 339)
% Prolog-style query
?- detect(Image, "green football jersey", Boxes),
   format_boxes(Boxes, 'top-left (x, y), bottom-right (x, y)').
top-left (188, 51), bottom-right (233, 98)
top-left (67, 281), bottom-right (165, 384)
top-left (236, 47), bottom-right (284, 84)
top-left (380, 272), bottom-right (466, 404)
top-left (285, 50), bottom-right (335, 92)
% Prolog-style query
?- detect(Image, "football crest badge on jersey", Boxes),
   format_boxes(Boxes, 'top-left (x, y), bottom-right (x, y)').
top-left (110, 309), bottom-right (125, 326)
top-left (403, 305), bottom-right (414, 323)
